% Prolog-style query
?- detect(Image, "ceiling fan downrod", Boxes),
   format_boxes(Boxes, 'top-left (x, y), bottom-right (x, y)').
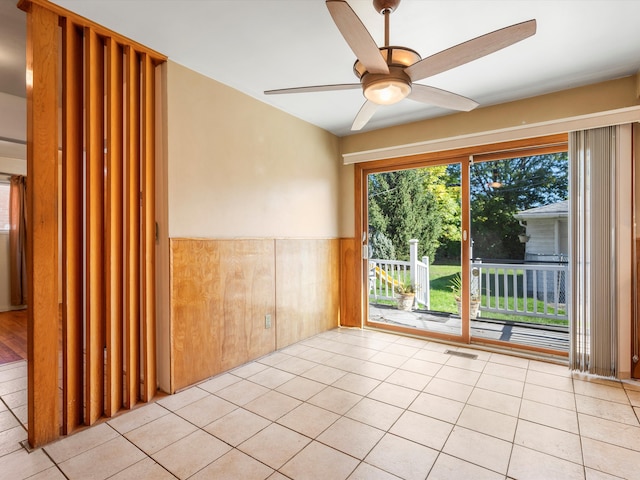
top-left (373, 0), bottom-right (400, 47)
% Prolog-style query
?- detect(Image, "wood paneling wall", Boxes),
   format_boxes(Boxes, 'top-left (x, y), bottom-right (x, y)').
top-left (170, 239), bottom-right (276, 391)
top-left (19, 0), bottom-right (166, 447)
top-left (340, 238), bottom-right (361, 328)
top-left (170, 238), bottom-right (341, 392)
top-left (276, 239), bottom-right (340, 348)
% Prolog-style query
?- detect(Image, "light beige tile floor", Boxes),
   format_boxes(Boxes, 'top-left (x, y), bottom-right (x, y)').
top-left (1, 327), bottom-right (640, 479)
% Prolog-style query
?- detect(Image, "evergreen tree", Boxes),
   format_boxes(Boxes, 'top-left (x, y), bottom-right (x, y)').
top-left (368, 167), bottom-right (456, 262)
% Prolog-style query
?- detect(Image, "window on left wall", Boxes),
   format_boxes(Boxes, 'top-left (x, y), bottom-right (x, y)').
top-left (0, 181), bottom-right (10, 231)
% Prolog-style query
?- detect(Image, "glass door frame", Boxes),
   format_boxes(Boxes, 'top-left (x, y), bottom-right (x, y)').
top-left (359, 155), bottom-right (472, 344)
top-left (353, 133), bottom-right (569, 350)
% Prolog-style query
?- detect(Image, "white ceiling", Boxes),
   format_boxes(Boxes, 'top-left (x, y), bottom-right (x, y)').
top-left (2, 0), bottom-right (640, 137)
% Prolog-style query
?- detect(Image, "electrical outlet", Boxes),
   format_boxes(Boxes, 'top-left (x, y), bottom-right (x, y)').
top-left (265, 314), bottom-right (272, 329)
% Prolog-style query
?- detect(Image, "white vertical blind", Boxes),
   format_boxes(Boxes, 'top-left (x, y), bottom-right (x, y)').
top-left (569, 126), bottom-right (618, 376)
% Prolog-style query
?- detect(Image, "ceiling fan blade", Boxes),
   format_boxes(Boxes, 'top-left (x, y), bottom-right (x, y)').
top-left (264, 83), bottom-right (361, 95)
top-left (408, 84), bottom-right (479, 111)
top-left (405, 19), bottom-right (537, 82)
top-left (351, 100), bottom-right (378, 131)
top-left (326, 0), bottom-right (389, 75)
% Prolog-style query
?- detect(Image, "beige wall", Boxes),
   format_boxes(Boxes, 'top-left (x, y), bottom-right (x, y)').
top-left (338, 163), bottom-right (355, 238)
top-left (165, 61), bottom-right (342, 239)
top-left (0, 93), bottom-right (26, 145)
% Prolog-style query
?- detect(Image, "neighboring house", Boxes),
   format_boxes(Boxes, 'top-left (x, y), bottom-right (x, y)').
top-left (514, 200), bottom-right (569, 263)
top-left (514, 200), bottom-right (569, 303)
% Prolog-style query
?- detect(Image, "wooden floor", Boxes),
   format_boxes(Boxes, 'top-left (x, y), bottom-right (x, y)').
top-left (0, 309), bottom-right (27, 364)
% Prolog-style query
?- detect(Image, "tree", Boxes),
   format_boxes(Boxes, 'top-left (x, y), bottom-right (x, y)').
top-left (368, 167), bottom-right (458, 262)
top-left (369, 230), bottom-right (396, 260)
top-left (470, 153), bottom-right (568, 259)
top-left (434, 164), bottom-right (462, 262)
top-left (367, 153), bottom-right (568, 263)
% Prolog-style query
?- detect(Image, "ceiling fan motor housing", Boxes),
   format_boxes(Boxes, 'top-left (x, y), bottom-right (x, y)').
top-left (353, 46), bottom-right (420, 105)
top-left (372, 0), bottom-right (401, 14)
top-left (353, 46), bottom-right (421, 78)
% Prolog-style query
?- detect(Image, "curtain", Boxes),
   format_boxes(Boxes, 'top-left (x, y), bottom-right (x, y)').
top-left (569, 126), bottom-right (619, 376)
top-left (9, 175), bottom-right (27, 306)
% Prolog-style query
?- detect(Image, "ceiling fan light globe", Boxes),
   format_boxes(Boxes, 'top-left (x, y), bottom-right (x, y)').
top-left (364, 79), bottom-right (411, 105)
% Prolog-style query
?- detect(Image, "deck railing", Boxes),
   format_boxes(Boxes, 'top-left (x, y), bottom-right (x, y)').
top-left (368, 259), bottom-right (409, 301)
top-left (472, 261), bottom-right (568, 321)
top-left (368, 240), bottom-right (568, 323)
top-left (369, 240), bottom-right (430, 309)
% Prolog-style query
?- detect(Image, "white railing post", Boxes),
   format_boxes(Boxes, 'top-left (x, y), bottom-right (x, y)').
top-left (409, 239), bottom-right (418, 287)
top-left (422, 255), bottom-right (430, 310)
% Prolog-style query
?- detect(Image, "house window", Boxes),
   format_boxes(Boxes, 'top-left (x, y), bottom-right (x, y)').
top-left (0, 182), bottom-right (10, 232)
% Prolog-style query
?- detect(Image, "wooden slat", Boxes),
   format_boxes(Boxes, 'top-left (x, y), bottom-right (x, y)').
top-left (141, 53), bottom-right (156, 401)
top-left (61, 18), bottom-right (84, 434)
top-left (85, 27), bottom-right (105, 425)
top-left (23, 1), bottom-right (60, 448)
top-left (20, 0), bottom-right (164, 445)
top-left (125, 46), bottom-right (141, 407)
top-left (105, 38), bottom-right (124, 417)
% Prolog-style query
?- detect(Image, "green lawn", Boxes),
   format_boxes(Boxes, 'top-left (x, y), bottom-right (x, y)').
top-left (426, 264), bottom-right (460, 314)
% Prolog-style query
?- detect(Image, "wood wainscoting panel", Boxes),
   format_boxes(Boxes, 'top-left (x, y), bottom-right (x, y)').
top-left (170, 239), bottom-right (276, 392)
top-left (275, 239), bottom-right (340, 349)
top-left (340, 237), bottom-right (362, 328)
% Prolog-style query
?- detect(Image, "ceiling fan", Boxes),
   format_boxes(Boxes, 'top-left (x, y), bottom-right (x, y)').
top-left (264, 0), bottom-right (536, 131)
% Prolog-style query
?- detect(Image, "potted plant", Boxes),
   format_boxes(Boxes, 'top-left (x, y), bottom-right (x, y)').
top-left (450, 273), bottom-right (480, 319)
top-left (394, 281), bottom-right (416, 311)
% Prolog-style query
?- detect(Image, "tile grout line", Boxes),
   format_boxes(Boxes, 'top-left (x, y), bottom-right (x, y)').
top-left (3, 331), bottom-right (640, 479)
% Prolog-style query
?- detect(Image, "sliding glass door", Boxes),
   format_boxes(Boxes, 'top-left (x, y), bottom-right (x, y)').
top-left (360, 136), bottom-right (570, 355)
top-left (365, 160), bottom-right (468, 342)
top-left (468, 152), bottom-right (569, 353)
